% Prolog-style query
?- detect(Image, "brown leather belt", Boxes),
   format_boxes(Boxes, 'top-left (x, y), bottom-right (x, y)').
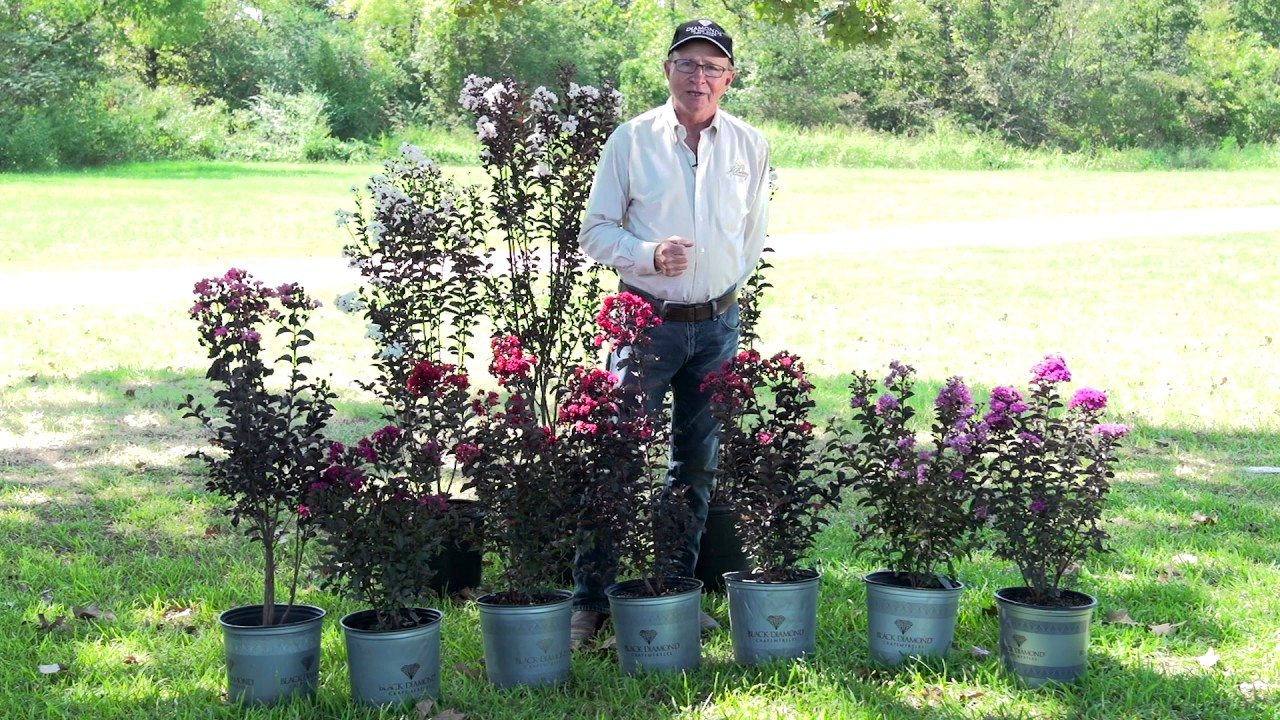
top-left (619, 282), bottom-right (738, 323)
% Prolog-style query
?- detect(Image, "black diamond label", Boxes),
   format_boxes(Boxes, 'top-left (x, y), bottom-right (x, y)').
top-left (401, 663), bottom-right (420, 680)
top-left (1013, 634), bottom-right (1027, 647)
top-left (639, 629), bottom-right (658, 645)
top-left (537, 639), bottom-right (553, 654)
top-left (894, 619), bottom-right (914, 634)
top-left (767, 615), bottom-right (786, 630)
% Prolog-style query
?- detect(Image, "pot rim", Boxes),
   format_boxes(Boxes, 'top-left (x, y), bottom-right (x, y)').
top-left (604, 575), bottom-right (702, 599)
top-left (217, 603), bottom-right (326, 629)
top-left (723, 568), bottom-right (821, 585)
top-left (863, 570), bottom-right (964, 591)
top-left (475, 588), bottom-right (573, 607)
top-left (994, 586), bottom-right (1098, 610)
top-left (339, 607), bottom-right (443, 633)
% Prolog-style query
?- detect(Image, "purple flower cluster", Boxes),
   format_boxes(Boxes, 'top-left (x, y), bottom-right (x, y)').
top-left (1031, 353), bottom-right (1072, 384)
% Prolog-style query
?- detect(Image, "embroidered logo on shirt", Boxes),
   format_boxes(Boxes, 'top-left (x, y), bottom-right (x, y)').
top-left (728, 159), bottom-right (748, 180)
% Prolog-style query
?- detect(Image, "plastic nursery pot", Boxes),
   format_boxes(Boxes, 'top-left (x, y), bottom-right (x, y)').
top-left (995, 587), bottom-right (1098, 688)
top-left (339, 608), bottom-right (443, 707)
top-left (219, 604), bottom-right (326, 706)
top-left (476, 589), bottom-right (573, 688)
top-left (724, 569), bottom-right (821, 665)
top-left (694, 504), bottom-right (751, 593)
top-left (863, 571), bottom-right (964, 665)
top-left (605, 577), bottom-right (703, 675)
top-left (428, 499), bottom-right (484, 596)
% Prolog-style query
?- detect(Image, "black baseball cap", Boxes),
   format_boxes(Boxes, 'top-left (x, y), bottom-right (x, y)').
top-left (668, 19), bottom-right (734, 62)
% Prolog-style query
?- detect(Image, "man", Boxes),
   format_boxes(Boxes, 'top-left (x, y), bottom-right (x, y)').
top-left (572, 18), bottom-right (771, 647)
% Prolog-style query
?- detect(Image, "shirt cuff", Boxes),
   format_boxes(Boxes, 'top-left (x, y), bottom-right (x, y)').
top-left (632, 240), bottom-right (662, 275)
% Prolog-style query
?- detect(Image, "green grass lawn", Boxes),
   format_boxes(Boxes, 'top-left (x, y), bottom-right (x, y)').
top-left (1, 163), bottom-right (1278, 719)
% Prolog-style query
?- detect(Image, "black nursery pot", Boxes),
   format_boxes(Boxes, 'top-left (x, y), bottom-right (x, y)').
top-left (428, 499), bottom-right (483, 595)
top-left (694, 504), bottom-right (751, 592)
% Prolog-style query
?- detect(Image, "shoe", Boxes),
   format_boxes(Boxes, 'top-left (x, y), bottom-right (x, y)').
top-left (570, 610), bottom-right (609, 650)
top-left (699, 611), bottom-right (721, 634)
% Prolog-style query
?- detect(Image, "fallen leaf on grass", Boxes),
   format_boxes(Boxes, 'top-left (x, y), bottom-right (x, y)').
top-left (970, 645), bottom-right (993, 659)
top-left (1190, 512), bottom-right (1217, 525)
top-left (431, 710), bottom-right (466, 720)
top-left (958, 690), bottom-right (985, 702)
top-left (73, 603), bottom-right (116, 621)
top-left (1238, 681), bottom-right (1271, 699)
top-left (1157, 567), bottom-right (1183, 583)
top-left (1149, 621), bottom-right (1185, 636)
top-left (37, 614), bottom-right (67, 632)
top-left (203, 527), bottom-right (221, 539)
top-left (453, 587), bottom-right (478, 602)
top-left (38, 663), bottom-right (66, 674)
top-left (16, 582), bottom-right (31, 593)
top-left (1105, 609), bottom-right (1140, 625)
top-left (1196, 648), bottom-right (1221, 668)
top-left (982, 605), bottom-right (998, 617)
top-left (1171, 553), bottom-right (1199, 565)
top-left (40, 589), bottom-right (54, 603)
top-left (588, 636), bottom-right (617, 652)
top-left (163, 607), bottom-right (194, 622)
top-left (454, 662), bottom-right (483, 679)
top-left (123, 655), bottom-right (141, 665)
top-left (416, 699), bottom-right (436, 719)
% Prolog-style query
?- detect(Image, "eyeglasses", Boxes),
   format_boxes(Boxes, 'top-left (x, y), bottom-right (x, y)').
top-left (670, 58), bottom-right (730, 78)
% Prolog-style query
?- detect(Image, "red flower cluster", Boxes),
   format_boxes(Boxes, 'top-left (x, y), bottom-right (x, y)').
top-left (489, 336), bottom-right (537, 382)
top-left (559, 367), bottom-right (621, 434)
top-left (406, 359), bottom-right (470, 397)
top-left (594, 292), bottom-right (661, 349)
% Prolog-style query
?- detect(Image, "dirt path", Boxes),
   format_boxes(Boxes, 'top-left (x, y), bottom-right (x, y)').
top-left (4, 206), bottom-right (1278, 309)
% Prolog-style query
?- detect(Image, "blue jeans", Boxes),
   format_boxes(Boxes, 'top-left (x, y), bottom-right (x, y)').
top-left (572, 303), bottom-right (741, 612)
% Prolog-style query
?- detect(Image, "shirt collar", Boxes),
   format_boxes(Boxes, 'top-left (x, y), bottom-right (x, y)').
top-left (662, 98), bottom-right (721, 142)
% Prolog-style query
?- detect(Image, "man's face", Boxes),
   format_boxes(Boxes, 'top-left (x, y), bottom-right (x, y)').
top-left (664, 40), bottom-right (735, 122)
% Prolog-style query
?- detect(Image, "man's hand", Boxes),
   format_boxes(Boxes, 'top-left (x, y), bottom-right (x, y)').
top-left (654, 236), bottom-right (694, 276)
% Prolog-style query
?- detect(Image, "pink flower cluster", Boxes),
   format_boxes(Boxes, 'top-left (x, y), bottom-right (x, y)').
top-left (489, 336), bottom-right (537, 382)
top-left (1031, 353), bottom-right (1072, 385)
top-left (559, 367), bottom-right (621, 434)
top-left (594, 292), bottom-right (661, 349)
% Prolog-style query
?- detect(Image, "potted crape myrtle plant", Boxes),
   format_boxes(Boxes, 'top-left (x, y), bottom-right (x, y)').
top-left (695, 255), bottom-right (774, 593)
top-left (702, 349), bottom-right (843, 665)
top-left (981, 354), bottom-right (1129, 688)
top-left (337, 140), bottom-right (493, 595)
top-left (820, 361), bottom-right (989, 665)
top-left (305, 361), bottom-right (473, 706)
top-left (180, 269), bottom-right (334, 705)
top-left (458, 336), bottom-right (578, 688)
top-left (567, 293), bottom-right (702, 675)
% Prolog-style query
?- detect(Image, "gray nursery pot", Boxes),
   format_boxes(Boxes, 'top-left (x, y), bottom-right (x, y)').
top-left (724, 569), bottom-right (821, 665)
top-left (219, 604), bottom-right (326, 706)
top-left (339, 608), bottom-right (442, 707)
top-left (476, 590), bottom-right (573, 688)
top-left (995, 587), bottom-right (1098, 688)
top-left (864, 571), bottom-right (964, 665)
top-left (605, 577), bottom-right (703, 675)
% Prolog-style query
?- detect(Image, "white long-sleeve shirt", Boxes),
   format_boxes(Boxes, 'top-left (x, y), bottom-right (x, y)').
top-left (578, 100), bottom-right (770, 304)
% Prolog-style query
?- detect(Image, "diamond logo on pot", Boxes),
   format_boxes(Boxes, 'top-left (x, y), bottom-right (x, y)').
top-left (1012, 634), bottom-right (1027, 647)
top-left (767, 615), bottom-right (786, 630)
top-left (401, 663), bottom-right (420, 680)
top-left (639, 629), bottom-right (658, 645)
top-left (302, 654), bottom-right (316, 671)
top-left (537, 638), bottom-right (553, 654)
top-left (894, 619), bottom-right (914, 634)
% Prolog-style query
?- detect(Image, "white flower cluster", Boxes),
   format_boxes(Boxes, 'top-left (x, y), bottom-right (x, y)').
top-left (379, 341), bottom-right (406, 359)
top-left (399, 142), bottom-right (433, 167)
top-left (566, 82), bottom-right (601, 102)
top-left (459, 74), bottom-right (494, 112)
top-left (528, 86), bottom-right (559, 114)
top-left (365, 323), bottom-right (384, 341)
top-left (334, 208), bottom-right (353, 228)
top-left (560, 116), bottom-right (579, 135)
top-left (333, 291), bottom-right (368, 314)
top-left (476, 115), bottom-right (497, 140)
